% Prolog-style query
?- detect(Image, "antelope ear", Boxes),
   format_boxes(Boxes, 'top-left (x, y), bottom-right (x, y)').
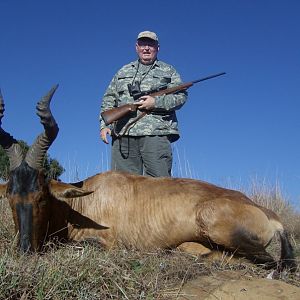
top-left (48, 180), bottom-right (93, 199)
top-left (0, 183), bottom-right (7, 199)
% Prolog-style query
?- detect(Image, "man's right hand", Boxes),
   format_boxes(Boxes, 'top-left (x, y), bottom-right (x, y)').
top-left (100, 128), bottom-right (111, 144)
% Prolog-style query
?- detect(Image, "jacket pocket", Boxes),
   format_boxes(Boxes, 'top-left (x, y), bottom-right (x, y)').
top-left (152, 75), bottom-right (172, 86)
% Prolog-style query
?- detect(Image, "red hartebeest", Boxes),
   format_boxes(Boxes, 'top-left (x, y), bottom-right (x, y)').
top-left (0, 86), bottom-right (296, 271)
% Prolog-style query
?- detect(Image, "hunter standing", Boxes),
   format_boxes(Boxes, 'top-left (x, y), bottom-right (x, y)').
top-left (100, 31), bottom-right (187, 176)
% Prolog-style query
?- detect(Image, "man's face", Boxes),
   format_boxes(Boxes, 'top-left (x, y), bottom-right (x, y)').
top-left (136, 38), bottom-right (159, 65)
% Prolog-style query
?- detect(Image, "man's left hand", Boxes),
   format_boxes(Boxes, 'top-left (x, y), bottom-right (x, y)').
top-left (137, 95), bottom-right (155, 110)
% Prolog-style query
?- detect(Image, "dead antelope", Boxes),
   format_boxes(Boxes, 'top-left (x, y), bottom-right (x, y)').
top-left (0, 86), bottom-right (296, 271)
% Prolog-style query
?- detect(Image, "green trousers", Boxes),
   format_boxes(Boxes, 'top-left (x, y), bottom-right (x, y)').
top-left (111, 135), bottom-right (172, 177)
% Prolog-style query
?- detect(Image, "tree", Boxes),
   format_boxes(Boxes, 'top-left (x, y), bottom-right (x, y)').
top-left (0, 145), bottom-right (9, 180)
top-left (0, 140), bottom-right (64, 181)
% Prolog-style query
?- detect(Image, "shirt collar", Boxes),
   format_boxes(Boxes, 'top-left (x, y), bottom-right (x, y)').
top-left (131, 59), bottom-right (160, 69)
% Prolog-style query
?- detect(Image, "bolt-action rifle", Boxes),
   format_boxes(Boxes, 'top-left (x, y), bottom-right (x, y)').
top-left (101, 72), bottom-right (226, 131)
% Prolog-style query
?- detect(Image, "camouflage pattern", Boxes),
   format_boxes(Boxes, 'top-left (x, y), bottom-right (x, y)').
top-left (100, 60), bottom-right (187, 140)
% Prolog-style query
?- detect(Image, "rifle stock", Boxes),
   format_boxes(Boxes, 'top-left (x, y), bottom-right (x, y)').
top-left (101, 103), bottom-right (140, 126)
top-left (101, 72), bottom-right (225, 126)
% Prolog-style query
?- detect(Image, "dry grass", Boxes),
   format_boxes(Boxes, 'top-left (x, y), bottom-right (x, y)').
top-left (249, 181), bottom-right (300, 239)
top-left (0, 182), bottom-right (299, 299)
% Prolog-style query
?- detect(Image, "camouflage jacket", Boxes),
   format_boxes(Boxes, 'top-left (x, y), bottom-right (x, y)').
top-left (100, 59), bottom-right (187, 140)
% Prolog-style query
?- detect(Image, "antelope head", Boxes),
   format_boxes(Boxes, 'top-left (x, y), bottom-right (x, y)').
top-left (0, 86), bottom-right (59, 252)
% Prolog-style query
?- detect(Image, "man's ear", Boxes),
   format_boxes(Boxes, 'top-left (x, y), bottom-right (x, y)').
top-left (48, 180), bottom-right (93, 199)
top-left (0, 183), bottom-right (7, 199)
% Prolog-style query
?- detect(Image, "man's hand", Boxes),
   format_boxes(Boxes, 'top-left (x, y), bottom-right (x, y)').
top-left (137, 95), bottom-right (155, 110)
top-left (100, 128), bottom-right (111, 144)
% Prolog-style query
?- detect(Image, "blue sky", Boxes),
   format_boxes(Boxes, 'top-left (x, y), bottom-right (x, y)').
top-left (0, 0), bottom-right (299, 208)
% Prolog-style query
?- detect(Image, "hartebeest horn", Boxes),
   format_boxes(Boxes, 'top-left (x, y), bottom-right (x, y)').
top-left (25, 85), bottom-right (59, 170)
top-left (0, 89), bottom-right (23, 171)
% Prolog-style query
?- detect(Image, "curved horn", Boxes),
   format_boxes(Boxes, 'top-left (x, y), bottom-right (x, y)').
top-left (25, 85), bottom-right (59, 170)
top-left (0, 89), bottom-right (23, 171)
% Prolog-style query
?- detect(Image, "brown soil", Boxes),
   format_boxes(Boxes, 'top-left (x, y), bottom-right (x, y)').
top-left (178, 270), bottom-right (300, 300)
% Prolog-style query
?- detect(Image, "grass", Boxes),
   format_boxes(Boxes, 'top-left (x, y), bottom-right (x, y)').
top-left (249, 180), bottom-right (300, 239)
top-left (0, 182), bottom-right (299, 299)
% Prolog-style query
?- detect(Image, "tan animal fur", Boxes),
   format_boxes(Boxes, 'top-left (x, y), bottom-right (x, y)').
top-left (0, 86), bottom-right (296, 271)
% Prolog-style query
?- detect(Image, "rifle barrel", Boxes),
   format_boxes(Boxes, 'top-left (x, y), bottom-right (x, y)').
top-left (192, 72), bottom-right (226, 84)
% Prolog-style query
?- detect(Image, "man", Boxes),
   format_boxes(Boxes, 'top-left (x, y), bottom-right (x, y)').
top-left (100, 31), bottom-right (187, 177)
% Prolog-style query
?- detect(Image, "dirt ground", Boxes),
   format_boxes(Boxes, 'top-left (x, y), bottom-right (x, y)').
top-left (178, 270), bottom-right (300, 300)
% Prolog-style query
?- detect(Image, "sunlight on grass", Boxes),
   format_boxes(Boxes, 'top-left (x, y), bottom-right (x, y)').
top-left (1, 151), bottom-right (299, 299)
